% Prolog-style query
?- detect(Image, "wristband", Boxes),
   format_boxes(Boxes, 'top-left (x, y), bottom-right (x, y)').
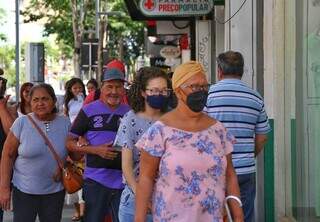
top-left (225, 195), bottom-right (242, 207)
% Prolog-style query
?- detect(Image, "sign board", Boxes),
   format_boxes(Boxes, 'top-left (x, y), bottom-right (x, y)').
top-left (160, 46), bottom-right (181, 59)
top-left (196, 20), bottom-right (211, 82)
top-left (139, 0), bottom-right (214, 17)
top-left (81, 39), bottom-right (98, 70)
top-left (150, 57), bottom-right (169, 68)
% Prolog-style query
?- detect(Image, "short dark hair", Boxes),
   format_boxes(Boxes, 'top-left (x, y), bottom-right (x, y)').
top-left (129, 67), bottom-right (171, 113)
top-left (217, 51), bottom-right (244, 77)
top-left (30, 83), bottom-right (58, 113)
top-left (87, 78), bottom-right (99, 89)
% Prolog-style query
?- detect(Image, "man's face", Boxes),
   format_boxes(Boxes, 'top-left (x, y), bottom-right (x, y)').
top-left (100, 80), bottom-right (124, 108)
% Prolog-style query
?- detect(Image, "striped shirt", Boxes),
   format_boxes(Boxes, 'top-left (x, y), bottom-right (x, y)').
top-left (204, 79), bottom-right (271, 175)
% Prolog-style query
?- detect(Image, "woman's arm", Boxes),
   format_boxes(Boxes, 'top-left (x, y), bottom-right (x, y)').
top-left (226, 154), bottom-right (244, 222)
top-left (0, 131), bottom-right (19, 210)
top-left (122, 148), bottom-right (137, 193)
top-left (0, 97), bottom-right (15, 135)
top-left (135, 150), bottom-right (160, 222)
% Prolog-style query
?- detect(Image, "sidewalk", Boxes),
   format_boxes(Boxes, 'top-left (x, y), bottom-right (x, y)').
top-left (3, 204), bottom-right (74, 222)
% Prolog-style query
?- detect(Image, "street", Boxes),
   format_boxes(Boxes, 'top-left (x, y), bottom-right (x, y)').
top-left (3, 205), bottom-right (74, 222)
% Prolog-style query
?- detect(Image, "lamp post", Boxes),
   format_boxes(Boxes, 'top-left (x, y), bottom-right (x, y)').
top-left (15, 0), bottom-right (20, 102)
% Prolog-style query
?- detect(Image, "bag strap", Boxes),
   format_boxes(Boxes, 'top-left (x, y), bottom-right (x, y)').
top-left (27, 114), bottom-right (64, 169)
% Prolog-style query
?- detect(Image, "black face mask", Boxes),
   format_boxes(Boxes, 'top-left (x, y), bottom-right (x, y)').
top-left (146, 95), bottom-right (169, 110)
top-left (185, 90), bottom-right (208, 112)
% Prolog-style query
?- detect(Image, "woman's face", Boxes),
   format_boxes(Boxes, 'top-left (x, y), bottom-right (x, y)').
top-left (143, 77), bottom-right (169, 98)
top-left (86, 83), bottom-right (96, 94)
top-left (31, 88), bottom-right (56, 117)
top-left (22, 86), bottom-right (32, 103)
top-left (176, 72), bottom-right (209, 100)
top-left (71, 82), bottom-right (84, 97)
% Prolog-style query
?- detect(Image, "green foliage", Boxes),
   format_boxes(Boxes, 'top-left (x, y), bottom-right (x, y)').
top-left (21, 0), bottom-right (75, 56)
top-left (107, 0), bottom-right (145, 65)
top-left (0, 7), bottom-right (7, 42)
top-left (21, 0), bottom-right (145, 65)
top-left (0, 45), bottom-right (23, 87)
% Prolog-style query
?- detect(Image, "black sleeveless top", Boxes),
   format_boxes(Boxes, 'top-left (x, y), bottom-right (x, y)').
top-left (0, 120), bottom-right (6, 158)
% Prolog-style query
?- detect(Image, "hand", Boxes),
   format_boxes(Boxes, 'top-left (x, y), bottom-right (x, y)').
top-left (95, 143), bottom-right (119, 160)
top-left (77, 136), bottom-right (89, 147)
top-left (0, 95), bottom-right (9, 110)
top-left (0, 186), bottom-right (11, 211)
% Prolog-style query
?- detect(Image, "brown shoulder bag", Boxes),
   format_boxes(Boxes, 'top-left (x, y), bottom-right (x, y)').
top-left (27, 114), bottom-right (83, 194)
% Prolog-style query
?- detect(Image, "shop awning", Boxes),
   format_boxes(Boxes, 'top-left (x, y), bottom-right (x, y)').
top-left (124, 0), bottom-right (225, 21)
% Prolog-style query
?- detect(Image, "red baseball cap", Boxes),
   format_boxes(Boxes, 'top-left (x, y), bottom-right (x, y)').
top-left (105, 60), bottom-right (125, 75)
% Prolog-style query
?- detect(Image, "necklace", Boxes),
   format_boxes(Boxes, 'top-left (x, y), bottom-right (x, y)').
top-left (44, 122), bottom-right (50, 134)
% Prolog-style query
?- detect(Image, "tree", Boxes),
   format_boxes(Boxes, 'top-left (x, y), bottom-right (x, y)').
top-left (0, 7), bottom-right (7, 42)
top-left (22, 0), bottom-right (95, 77)
top-left (22, 0), bottom-right (145, 77)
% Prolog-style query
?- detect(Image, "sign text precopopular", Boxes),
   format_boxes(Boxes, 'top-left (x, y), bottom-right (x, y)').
top-left (139, 0), bottom-right (214, 17)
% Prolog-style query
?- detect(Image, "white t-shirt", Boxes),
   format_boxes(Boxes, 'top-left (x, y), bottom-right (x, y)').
top-left (68, 95), bottom-right (84, 123)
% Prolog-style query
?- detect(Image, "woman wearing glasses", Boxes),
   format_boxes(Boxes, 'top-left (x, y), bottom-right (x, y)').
top-left (135, 61), bottom-right (244, 222)
top-left (114, 67), bottom-right (171, 222)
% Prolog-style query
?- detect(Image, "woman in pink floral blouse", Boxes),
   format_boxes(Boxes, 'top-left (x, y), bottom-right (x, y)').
top-left (135, 61), bottom-right (244, 222)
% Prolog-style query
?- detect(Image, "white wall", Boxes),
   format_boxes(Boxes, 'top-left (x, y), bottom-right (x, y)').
top-left (225, 0), bottom-right (255, 88)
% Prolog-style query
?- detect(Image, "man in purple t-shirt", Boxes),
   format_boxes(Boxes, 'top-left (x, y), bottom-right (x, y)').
top-left (66, 68), bottom-right (130, 222)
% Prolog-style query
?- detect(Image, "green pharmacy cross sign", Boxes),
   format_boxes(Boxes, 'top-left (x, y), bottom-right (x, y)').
top-left (139, 0), bottom-right (217, 17)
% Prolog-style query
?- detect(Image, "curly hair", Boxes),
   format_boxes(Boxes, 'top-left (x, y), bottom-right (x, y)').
top-left (129, 67), bottom-right (171, 113)
top-left (64, 78), bottom-right (86, 116)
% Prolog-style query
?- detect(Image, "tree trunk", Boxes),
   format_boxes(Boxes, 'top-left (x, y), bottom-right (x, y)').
top-left (71, 0), bottom-right (81, 77)
top-left (119, 36), bottom-right (124, 61)
top-left (97, 17), bottom-right (106, 84)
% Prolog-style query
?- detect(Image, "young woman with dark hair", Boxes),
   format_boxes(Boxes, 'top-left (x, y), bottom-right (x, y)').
top-left (86, 78), bottom-right (98, 94)
top-left (114, 67), bottom-right (171, 222)
top-left (13, 82), bottom-right (34, 118)
top-left (63, 78), bottom-right (86, 123)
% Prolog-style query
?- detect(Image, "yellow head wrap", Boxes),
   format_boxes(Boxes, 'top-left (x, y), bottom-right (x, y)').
top-left (172, 61), bottom-right (206, 90)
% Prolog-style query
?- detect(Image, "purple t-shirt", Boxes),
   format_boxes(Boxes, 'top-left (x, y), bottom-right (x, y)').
top-left (70, 100), bottom-right (130, 189)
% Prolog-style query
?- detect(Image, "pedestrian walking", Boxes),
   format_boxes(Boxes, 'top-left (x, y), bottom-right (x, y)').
top-left (135, 61), bottom-right (244, 222)
top-left (0, 83), bottom-right (71, 222)
top-left (66, 68), bottom-right (130, 222)
top-left (114, 67), bottom-right (171, 222)
top-left (0, 68), bottom-right (15, 222)
top-left (86, 78), bottom-right (98, 94)
top-left (12, 82), bottom-right (33, 118)
top-left (64, 77), bottom-right (86, 123)
top-left (63, 78), bottom-right (86, 221)
top-left (205, 51), bottom-right (271, 222)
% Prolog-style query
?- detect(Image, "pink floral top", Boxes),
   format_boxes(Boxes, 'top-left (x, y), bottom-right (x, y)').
top-left (136, 121), bottom-right (235, 222)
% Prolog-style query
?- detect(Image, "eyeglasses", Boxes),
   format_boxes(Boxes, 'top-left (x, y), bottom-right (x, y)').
top-left (180, 84), bottom-right (211, 92)
top-left (145, 88), bottom-right (172, 96)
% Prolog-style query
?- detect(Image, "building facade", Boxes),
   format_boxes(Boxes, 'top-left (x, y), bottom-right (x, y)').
top-left (224, 0), bottom-right (320, 221)
top-left (124, 1), bottom-right (320, 221)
